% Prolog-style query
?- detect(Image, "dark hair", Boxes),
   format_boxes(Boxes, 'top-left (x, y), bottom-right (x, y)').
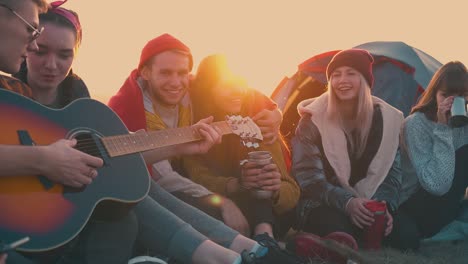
top-left (1, 0), bottom-right (48, 13)
top-left (191, 54), bottom-right (238, 121)
top-left (192, 54), bottom-right (229, 94)
top-left (39, 9), bottom-right (81, 47)
top-left (411, 61), bottom-right (468, 120)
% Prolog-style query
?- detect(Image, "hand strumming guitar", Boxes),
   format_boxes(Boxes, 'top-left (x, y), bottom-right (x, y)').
top-left (39, 139), bottom-right (104, 188)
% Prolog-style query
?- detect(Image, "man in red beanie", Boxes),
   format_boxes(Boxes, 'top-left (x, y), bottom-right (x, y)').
top-left (108, 33), bottom-right (217, 213)
top-left (108, 33), bottom-right (284, 235)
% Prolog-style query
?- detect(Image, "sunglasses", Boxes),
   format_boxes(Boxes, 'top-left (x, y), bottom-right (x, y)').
top-left (0, 3), bottom-right (44, 42)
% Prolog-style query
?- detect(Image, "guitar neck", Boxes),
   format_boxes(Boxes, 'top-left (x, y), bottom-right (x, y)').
top-left (101, 121), bottom-right (232, 157)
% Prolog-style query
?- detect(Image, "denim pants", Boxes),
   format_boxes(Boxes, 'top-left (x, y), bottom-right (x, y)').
top-left (133, 181), bottom-right (239, 264)
top-left (10, 211), bottom-right (138, 264)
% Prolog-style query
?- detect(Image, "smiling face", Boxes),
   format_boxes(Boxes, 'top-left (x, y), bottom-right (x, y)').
top-left (141, 50), bottom-right (190, 108)
top-left (330, 66), bottom-right (362, 102)
top-left (212, 76), bottom-right (246, 114)
top-left (0, 1), bottom-right (40, 73)
top-left (26, 22), bottom-right (76, 92)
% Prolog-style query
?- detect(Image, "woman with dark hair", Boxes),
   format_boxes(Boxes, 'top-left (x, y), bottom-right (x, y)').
top-left (13, 2), bottom-right (88, 108)
top-left (186, 54), bottom-right (300, 241)
top-left (390, 61), bottom-right (468, 250)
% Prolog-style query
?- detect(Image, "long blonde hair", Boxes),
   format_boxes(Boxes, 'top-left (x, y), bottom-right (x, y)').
top-left (327, 74), bottom-right (374, 158)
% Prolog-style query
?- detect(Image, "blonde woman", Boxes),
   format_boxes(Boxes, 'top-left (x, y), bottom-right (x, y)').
top-left (291, 49), bottom-right (402, 248)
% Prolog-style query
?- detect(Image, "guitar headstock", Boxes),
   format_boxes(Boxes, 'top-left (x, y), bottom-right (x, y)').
top-left (226, 115), bottom-right (263, 148)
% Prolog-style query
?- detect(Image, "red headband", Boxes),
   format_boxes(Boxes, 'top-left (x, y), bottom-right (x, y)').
top-left (49, 0), bottom-right (82, 44)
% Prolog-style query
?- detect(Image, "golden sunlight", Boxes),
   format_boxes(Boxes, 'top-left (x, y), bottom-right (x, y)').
top-left (62, 0), bottom-right (466, 103)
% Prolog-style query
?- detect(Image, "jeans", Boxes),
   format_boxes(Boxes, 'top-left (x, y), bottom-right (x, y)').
top-left (10, 211), bottom-right (138, 264)
top-left (133, 181), bottom-right (239, 264)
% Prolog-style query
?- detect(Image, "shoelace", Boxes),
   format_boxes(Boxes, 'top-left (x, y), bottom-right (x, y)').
top-left (241, 250), bottom-right (259, 264)
top-left (256, 234), bottom-right (280, 249)
top-left (255, 234), bottom-right (306, 264)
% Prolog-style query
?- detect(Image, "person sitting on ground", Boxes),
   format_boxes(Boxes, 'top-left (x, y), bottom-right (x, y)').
top-left (185, 54), bottom-right (300, 240)
top-left (291, 49), bottom-right (401, 254)
top-left (389, 61), bottom-right (468, 250)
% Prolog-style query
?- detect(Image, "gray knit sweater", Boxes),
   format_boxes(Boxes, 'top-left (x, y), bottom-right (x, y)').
top-left (400, 112), bottom-right (468, 203)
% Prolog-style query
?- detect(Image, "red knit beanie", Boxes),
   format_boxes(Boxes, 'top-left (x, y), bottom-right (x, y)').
top-left (138, 33), bottom-right (193, 70)
top-left (326, 49), bottom-right (374, 87)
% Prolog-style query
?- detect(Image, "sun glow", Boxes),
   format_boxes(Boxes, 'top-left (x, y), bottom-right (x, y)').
top-left (62, 0), bottom-right (466, 104)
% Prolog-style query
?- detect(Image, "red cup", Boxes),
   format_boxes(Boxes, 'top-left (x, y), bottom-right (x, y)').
top-left (362, 201), bottom-right (386, 250)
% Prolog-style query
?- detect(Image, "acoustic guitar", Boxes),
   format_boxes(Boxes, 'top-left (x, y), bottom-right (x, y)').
top-left (0, 89), bottom-right (262, 252)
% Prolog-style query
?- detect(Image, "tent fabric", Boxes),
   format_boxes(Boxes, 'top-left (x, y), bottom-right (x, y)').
top-left (354, 41), bottom-right (442, 90)
top-left (372, 62), bottom-right (420, 115)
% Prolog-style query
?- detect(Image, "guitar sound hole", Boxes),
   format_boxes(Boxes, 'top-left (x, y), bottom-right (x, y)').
top-left (63, 132), bottom-right (105, 194)
top-left (74, 133), bottom-right (104, 159)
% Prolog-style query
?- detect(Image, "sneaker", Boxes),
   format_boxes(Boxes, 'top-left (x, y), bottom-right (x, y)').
top-left (289, 232), bottom-right (325, 258)
top-left (253, 233), bottom-right (306, 264)
top-left (128, 255), bottom-right (168, 264)
top-left (323, 232), bottom-right (358, 263)
top-left (289, 231), bottom-right (358, 264)
top-left (240, 250), bottom-right (259, 264)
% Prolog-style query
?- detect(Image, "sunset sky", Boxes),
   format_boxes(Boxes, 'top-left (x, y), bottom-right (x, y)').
top-left (62, 0), bottom-right (466, 103)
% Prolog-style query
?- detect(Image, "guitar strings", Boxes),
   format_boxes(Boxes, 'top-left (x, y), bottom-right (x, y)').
top-left (73, 130), bottom-right (251, 154)
top-left (69, 119), bottom-right (248, 155)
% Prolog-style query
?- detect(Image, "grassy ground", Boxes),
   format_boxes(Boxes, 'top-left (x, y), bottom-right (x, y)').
top-left (306, 240), bottom-right (468, 264)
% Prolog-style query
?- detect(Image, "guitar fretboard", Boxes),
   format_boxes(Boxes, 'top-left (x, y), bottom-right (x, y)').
top-left (101, 121), bottom-right (232, 157)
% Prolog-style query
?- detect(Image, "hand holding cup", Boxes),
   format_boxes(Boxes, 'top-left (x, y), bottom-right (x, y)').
top-left (449, 96), bottom-right (468, 127)
top-left (361, 200), bottom-right (387, 250)
top-left (240, 151), bottom-right (280, 199)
